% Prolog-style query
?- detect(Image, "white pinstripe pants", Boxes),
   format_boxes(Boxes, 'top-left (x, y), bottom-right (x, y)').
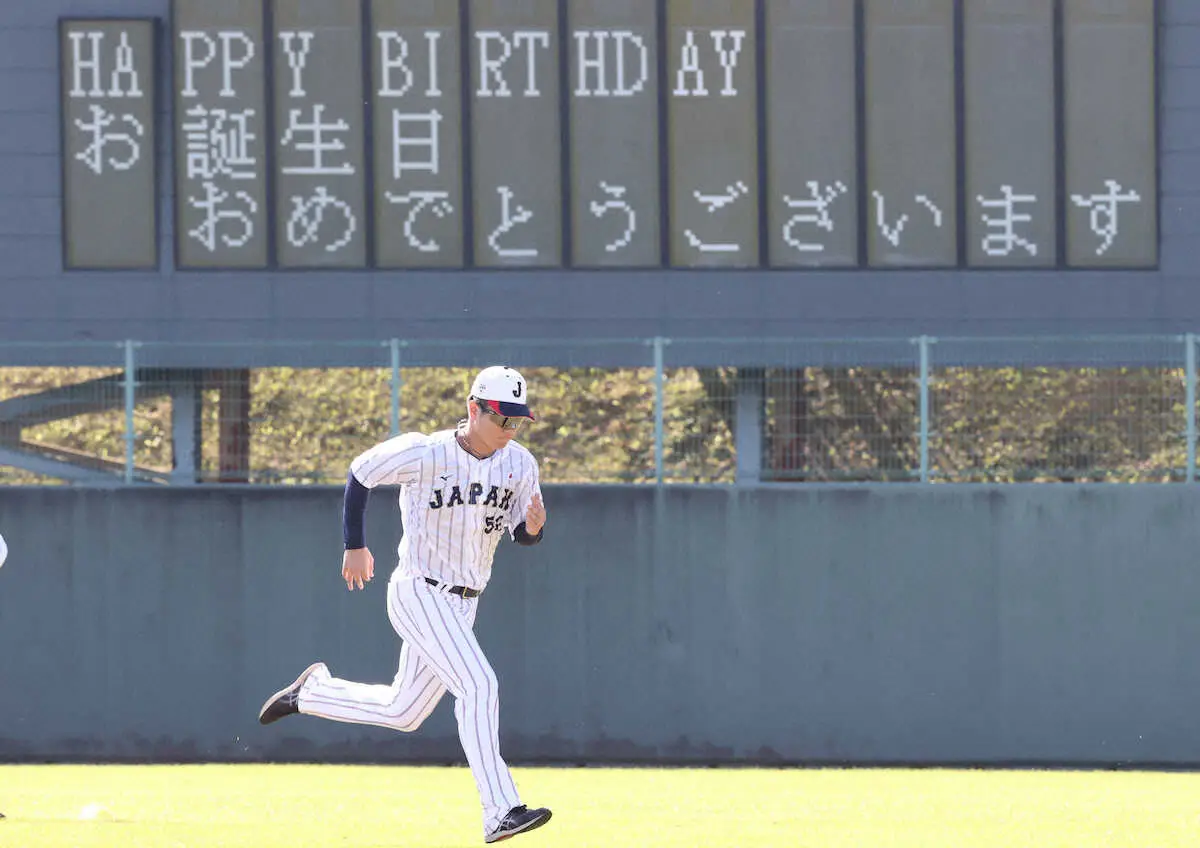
top-left (297, 575), bottom-right (521, 832)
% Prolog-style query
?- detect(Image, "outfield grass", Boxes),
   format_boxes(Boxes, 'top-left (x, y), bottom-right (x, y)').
top-left (0, 764), bottom-right (1196, 847)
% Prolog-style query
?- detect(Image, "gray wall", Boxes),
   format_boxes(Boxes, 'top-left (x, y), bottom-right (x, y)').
top-left (1, 2), bottom-right (1199, 353)
top-left (2, 484), bottom-right (1199, 766)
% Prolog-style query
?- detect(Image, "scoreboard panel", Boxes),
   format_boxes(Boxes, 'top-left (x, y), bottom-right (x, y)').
top-left (864, 0), bottom-right (957, 267)
top-left (63, 0), bottom-right (1160, 272)
top-left (61, 19), bottom-right (158, 269)
top-left (469, 0), bottom-right (563, 267)
top-left (963, 0), bottom-right (1057, 267)
top-left (370, 0), bottom-right (465, 267)
top-left (271, 0), bottom-right (369, 268)
top-left (568, 0), bottom-right (661, 267)
top-left (667, 0), bottom-right (759, 267)
top-left (172, 0), bottom-right (270, 268)
top-left (765, 0), bottom-right (858, 268)
top-left (1064, 0), bottom-right (1157, 267)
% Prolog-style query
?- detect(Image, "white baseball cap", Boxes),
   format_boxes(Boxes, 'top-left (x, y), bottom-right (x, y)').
top-left (469, 366), bottom-right (535, 420)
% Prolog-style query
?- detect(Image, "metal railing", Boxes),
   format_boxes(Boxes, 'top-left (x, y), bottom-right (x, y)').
top-left (0, 335), bottom-right (1195, 486)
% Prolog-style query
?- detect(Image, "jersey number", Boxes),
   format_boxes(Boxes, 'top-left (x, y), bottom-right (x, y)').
top-left (483, 515), bottom-right (505, 535)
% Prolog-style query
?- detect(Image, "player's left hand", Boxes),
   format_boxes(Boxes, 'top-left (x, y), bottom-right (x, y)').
top-left (524, 493), bottom-right (546, 536)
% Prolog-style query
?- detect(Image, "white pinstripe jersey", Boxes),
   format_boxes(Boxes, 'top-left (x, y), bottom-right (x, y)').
top-left (350, 428), bottom-right (541, 591)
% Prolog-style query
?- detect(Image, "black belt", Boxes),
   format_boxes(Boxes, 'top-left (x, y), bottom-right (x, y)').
top-left (424, 577), bottom-right (481, 599)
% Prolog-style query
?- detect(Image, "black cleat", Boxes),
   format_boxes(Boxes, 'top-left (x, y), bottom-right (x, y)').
top-left (485, 805), bottom-right (552, 843)
top-left (258, 662), bottom-right (325, 725)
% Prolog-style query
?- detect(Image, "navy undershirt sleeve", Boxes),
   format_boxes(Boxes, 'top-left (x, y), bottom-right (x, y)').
top-left (343, 470), bottom-right (370, 550)
top-left (513, 521), bottom-right (543, 546)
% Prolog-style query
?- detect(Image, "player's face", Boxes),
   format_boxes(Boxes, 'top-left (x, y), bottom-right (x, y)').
top-left (471, 402), bottom-right (524, 450)
top-left (481, 407), bottom-right (524, 433)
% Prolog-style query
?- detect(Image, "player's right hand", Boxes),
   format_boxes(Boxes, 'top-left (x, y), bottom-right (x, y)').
top-left (342, 547), bottom-right (374, 591)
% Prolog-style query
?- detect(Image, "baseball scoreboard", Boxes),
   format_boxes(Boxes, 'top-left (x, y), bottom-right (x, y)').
top-left (59, 0), bottom-right (1158, 272)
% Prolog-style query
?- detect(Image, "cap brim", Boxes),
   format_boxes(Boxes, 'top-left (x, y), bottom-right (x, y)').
top-left (484, 399), bottom-right (535, 420)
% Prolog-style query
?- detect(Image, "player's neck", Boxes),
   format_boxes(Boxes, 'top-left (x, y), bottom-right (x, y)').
top-left (456, 424), bottom-right (495, 460)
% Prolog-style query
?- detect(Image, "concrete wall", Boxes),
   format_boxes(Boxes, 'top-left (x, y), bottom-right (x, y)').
top-left (1, 484), bottom-right (1199, 765)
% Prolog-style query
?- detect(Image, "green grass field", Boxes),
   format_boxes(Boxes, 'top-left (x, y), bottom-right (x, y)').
top-left (0, 764), bottom-right (1196, 847)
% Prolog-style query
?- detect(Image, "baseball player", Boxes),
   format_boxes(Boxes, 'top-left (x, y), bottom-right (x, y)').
top-left (258, 366), bottom-right (551, 844)
top-left (0, 533), bottom-right (4, 818)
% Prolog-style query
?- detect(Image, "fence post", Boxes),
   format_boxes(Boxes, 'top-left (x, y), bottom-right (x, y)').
top-left (918, 335), bottom-right (931, 483)
top-left (1187, 333), bottom-right (1196, 483)
top-left (653, 336), bottom-right (665, 485)
top-left (389, 338), bottom-right (402, 437)
top-left (123, 340), bottom-right (137, 484)
top-left (734, 368), bottom-right (765, 485)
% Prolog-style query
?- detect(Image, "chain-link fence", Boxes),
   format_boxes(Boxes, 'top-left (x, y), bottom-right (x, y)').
top-left (929, 337), bottom-right (1188, 482)
top-left (1, 336), bottom-right (1198, 485)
